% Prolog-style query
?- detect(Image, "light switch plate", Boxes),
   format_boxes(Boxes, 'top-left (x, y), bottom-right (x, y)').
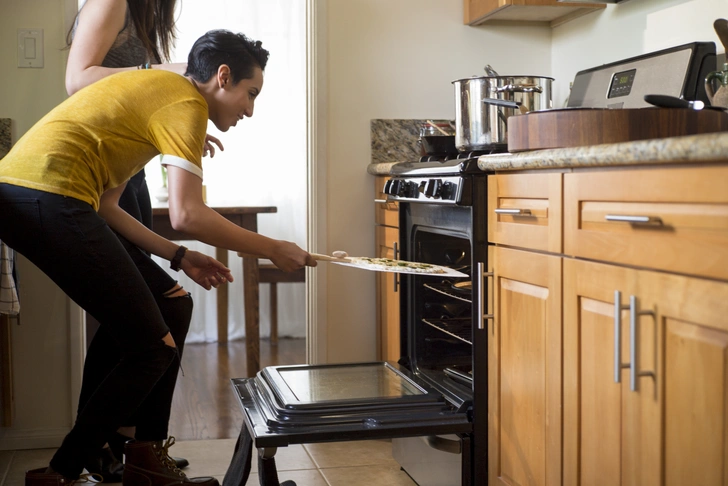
top-left (18, 29), bottom-right (44, 68)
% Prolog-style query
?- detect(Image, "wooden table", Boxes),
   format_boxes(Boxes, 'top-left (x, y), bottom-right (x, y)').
top-left (152, 206), bottom-right (277, 377)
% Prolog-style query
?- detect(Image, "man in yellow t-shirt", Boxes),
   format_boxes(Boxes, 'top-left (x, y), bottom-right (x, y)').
top-left (0, 29), bottom-right (316, 486)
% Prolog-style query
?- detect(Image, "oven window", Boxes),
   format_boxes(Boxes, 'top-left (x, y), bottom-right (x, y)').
top-left (279, 363), bottom-right (425, 402)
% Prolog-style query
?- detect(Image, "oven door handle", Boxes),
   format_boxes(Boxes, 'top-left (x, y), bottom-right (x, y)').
top-left (477, 262), bottom-right (494, 330)
top-left (422, 435), bottom-right (462, 455)
top-left (393, 241), bottom-right (399, 292)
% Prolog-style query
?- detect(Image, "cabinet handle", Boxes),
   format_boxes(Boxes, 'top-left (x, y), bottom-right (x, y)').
top-left (374, 199), bottom-right (388, 204)
top-left (393, 242), bottom-right (399, 293)
top-left (614, 291), bottom-right (656, 390)
top-left (477, 262), bottom-right (494, 331)
top-left (605, 214), bottom-right (663, 225)
top-left (494, 208), bottom-right (532, 216)
top-left (614, 290), bottom-right (631, 383)
top-left (628, 295), bottom-right (656, 392)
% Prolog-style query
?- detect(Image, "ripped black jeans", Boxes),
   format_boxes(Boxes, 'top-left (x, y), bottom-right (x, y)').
top-left (77, 170), bottom-right (193, 442)
top-left (0, 183), bottom-right (186, 479)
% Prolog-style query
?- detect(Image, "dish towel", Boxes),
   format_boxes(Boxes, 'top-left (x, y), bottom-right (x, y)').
top-left (0, 241), bottom-right (20, 315)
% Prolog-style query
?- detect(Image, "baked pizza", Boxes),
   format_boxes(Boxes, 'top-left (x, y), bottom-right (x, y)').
top-left (348, 257), bottom-right (446, 274)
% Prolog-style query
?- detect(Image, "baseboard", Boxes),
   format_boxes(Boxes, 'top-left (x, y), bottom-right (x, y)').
top-left (0, 426), bottom-right (67, 451)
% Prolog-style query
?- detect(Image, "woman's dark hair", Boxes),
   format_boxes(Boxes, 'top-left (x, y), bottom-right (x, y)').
top-left (67, 0), bottom-right (177, 62)
top-left (185, 30), bottom-right (269, 85)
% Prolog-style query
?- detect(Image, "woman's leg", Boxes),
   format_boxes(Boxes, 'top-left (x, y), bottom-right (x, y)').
top-left (0, 185), bottom-right (175, 479)
top-left (78, 170), bottom-right (193, 460)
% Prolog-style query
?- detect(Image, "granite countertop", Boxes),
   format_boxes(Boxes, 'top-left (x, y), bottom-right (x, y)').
top-left (367, 132), bottom-right (728, 175)
top-left (0, 119), bottom-right (10, 159)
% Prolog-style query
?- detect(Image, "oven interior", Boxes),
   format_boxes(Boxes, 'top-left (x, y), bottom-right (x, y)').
top-left (400, 202), bottom-right (475, 411)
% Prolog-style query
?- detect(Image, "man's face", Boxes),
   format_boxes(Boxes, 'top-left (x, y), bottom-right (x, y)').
top-left (211, 66), bottom-right (264, 132)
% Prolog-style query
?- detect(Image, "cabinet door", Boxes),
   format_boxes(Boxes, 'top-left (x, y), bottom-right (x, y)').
top-left (636, 269), bottom-right (728, 486)
top-left (376, 225), bottom-right (400, 362)
top-left (489, 246), bottom-right (562, 486)
top-left (564, 258), bottom-right (728, 486)
top-left (563, 258), bottom-right (642, 486)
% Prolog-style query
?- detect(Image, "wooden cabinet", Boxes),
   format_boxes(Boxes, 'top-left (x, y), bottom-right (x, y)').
top-left (464, 0), bottom-right (605, 27)
top-left (488, 172), bottom-right (562, 253)
top-left (488, 164), bottom-right (728, 486)
top-left (489, 245), bottom-right (562, 486)
top-left (374, 176), bottom-right (400, 362)
top-left (563, 257), bottom-right (728, 486)
top-left (564, 166), bottom-right (728, 281)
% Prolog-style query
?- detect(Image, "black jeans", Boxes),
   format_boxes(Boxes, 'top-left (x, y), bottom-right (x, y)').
top-left (76, 170), bottom-right (193, 443)
top-left (0, 182), bottom-right (178, 479)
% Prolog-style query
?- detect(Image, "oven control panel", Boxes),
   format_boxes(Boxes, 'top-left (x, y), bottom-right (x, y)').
top-left (383, 176), bottom-right (465, 204)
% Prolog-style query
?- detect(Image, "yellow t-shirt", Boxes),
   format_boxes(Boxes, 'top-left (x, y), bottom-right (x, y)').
top-left (0, 70), bottom-right (207, 210)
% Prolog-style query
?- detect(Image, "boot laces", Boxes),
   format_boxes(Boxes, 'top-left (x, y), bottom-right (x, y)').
top-left (60, 473), bottom-right (103, 484)
top-left (157, 436), bottom-right (186, 478)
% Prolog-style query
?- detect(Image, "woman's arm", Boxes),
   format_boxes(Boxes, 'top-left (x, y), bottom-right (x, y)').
top-left (99, 182), bottom-right (233, 289)
top-left (165, 166), bottom-right (316, 272)
top-left (66, 0), bottom-right (186, 95)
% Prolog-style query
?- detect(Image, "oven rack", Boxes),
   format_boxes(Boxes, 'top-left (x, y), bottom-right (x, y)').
top-left (422, 317), bottom-right (472, 345)
top-left (423, 282), bottom-right (472, 303)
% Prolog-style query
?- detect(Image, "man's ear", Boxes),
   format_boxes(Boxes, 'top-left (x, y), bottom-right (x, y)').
top-left (217, 64), bottom-right (231, 89)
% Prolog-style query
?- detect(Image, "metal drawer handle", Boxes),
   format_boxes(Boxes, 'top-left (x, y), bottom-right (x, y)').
top-left (477, 262), bottom-right (494, 331)
top-left (495, 208), bottom-right (532, 216)
top-left (374, 199), bottom-right (388, 204)
top-left (605, 214), bottom-right (663, 225)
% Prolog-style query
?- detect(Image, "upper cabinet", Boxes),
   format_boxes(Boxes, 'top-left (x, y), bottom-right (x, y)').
top-left (464, 0), bottom-right (606, 27)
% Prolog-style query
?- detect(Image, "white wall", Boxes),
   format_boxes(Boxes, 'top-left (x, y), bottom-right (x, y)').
top-left (0, 0), bottom-right (79, 449)
top-left (551, 0), bottom-right (727, 106)
top-left (324, 0), bottom-right (552, 363)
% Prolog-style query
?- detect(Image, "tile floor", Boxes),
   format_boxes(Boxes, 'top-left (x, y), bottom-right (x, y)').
top-left (0, 438), bottom-right (418, 486)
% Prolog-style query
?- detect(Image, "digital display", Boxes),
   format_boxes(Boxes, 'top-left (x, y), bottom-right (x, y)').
top-left (608, 69), bottom-right (636, 98)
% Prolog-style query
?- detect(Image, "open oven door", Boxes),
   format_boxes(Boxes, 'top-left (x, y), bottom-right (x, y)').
top-left (232, 361), bottom-right (472, 449)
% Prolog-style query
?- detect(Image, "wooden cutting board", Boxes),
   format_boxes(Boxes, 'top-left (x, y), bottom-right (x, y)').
top-left (507, 107), bottom-right (728, 152)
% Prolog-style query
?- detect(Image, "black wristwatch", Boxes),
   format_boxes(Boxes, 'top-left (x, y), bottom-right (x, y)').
top-left (170, 245), bottom-right (188, 271)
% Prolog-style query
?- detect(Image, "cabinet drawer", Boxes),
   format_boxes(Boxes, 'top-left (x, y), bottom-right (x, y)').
top-left (375, 176), bottom-right (399, 227)
top-left (564, 166), bottom-right (728, 280)
top-left (488, 173), bottom-right (562, 252)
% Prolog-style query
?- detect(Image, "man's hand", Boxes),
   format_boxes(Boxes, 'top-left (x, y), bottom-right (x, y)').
top-left (180, 249), bottom-right (234, 290)
top-left (203, 134), bottom-right (224, 158)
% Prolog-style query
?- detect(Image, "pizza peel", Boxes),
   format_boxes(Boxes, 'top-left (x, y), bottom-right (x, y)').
top-left (310, 252), bottom-right (468, 278)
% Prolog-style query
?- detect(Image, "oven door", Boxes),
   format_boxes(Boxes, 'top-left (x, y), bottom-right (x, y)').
top-left (232, 361), bottom-right (472, 448)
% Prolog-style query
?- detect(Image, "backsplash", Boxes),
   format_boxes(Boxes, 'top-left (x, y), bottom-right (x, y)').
top-left (0, 119), bottom-right (10, 159)
top-left (370, 119), bottom-right (425, 164)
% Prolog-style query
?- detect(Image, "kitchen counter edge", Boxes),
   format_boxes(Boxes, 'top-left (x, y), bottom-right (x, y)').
top-left (477, 132), bottom-right (728, 171)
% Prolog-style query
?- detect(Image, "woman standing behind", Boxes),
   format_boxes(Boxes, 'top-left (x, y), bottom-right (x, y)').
top-left (66, 0), bottom-right (216, 479)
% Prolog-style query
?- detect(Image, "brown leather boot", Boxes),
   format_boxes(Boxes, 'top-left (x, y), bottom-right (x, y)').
top-left (25, 468), bottom-right (98, 486)
top-left (122, 437), bottom-right (218, 486)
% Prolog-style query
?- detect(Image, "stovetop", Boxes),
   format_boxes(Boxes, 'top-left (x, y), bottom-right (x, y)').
top-left (390, 148), bottom-right (510, 177)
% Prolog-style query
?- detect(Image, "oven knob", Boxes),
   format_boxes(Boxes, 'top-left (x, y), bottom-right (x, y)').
top-left (383, 179), bottom-right (394, 195)
top-left (404, 181), bottom-right (419, 198)
top-left (390, 179), bottom-right (402, 196)
top-left (441, 181), bottom-right (456, 200)
top-left (425, 179), bottom-right (443, 198)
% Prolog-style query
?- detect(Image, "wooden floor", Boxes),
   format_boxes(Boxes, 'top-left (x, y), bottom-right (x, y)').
top-left (168, 338), bottom-right (306, 441)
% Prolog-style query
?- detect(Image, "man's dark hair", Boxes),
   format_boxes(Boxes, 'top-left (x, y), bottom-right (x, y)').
top-left (186, 30), bottom-right (269, 85)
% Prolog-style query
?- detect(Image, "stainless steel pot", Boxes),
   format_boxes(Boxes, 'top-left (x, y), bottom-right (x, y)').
top-left (452, 75), bottom-right (554, 151)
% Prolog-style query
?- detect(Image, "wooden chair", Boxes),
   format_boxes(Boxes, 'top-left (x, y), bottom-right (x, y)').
top-left (258, 264), bottom-right (306, 345)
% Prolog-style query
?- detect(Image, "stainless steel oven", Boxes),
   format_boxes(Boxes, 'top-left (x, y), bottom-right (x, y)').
top-left (231, 153), bottom-right (491, 486)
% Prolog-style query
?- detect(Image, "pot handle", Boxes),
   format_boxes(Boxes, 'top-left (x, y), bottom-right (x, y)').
top-left (496, 84), bottom-right (543, 94)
